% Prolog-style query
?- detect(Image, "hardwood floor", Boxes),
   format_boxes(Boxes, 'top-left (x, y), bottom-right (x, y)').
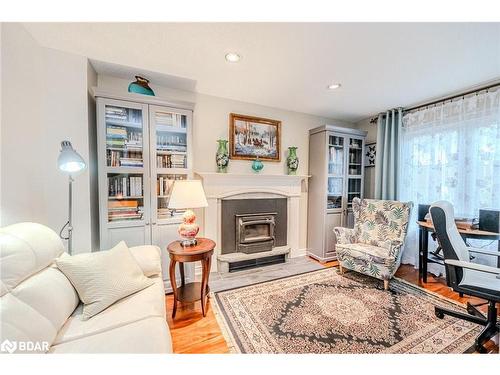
top-left (165, 259), bottom-right (498, 354)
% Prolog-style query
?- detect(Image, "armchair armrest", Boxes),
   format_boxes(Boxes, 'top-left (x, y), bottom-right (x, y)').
top-left (468, 247), bottom-right (500, 257)
top-left (129, 245), bottom-right (162, 277)
top-left (445, 259), bottom-right (500, 276)
top-left (333, 227), bottom-right (357, 245)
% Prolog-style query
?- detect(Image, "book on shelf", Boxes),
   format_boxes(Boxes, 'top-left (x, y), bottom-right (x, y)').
top-left (156, 154), bottom-right (186, 168)
top-left (108, 200), bottom-right (143, 222)
top-left (108, 175), bottom-right (143, 197)
top-left (155, 112), bottom-right (186, 128)
top-left (106, 106), bottom-right (142, 124)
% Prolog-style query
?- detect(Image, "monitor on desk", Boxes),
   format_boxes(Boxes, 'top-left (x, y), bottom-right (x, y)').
top-left (479, 209), bottom-right (500, 233)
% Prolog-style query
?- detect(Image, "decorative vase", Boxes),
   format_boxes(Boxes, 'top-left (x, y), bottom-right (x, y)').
top-left (128, 76), bottom-right (155, 96)
top-left (215, 139), bottom-right (229, 173)
top-left (251, 157), bottom-right (264, 173)
top-left (286, 146), bottom-right (299, 175)
top-left (177, 210), bottom-right (199, 246)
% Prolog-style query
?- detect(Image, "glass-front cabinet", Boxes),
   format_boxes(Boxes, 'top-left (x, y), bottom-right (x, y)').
top-left (96, 94), bottom-right (194, 291)
top-left (307, 125), bottom-right (367, 262)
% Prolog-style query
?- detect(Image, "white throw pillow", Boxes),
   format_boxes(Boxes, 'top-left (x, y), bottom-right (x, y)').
top-left (55, 241), bottom-right (153, 320)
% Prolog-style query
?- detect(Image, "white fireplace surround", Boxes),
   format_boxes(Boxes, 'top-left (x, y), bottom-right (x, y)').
top-left (195, 172), bottom-right (310, 272)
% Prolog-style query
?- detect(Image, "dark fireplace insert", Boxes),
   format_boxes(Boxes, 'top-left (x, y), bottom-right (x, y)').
top-left (236, 213), bottom-right (276, 254)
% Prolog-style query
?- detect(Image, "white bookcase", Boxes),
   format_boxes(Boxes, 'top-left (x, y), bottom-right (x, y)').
top-left (95, 90), bottom-right (194, 290)
top-left (307, 125), bottom-right (367, 262)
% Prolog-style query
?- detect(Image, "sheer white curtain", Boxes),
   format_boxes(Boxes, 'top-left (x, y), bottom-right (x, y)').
top-left (399, 89), bottom-right (500, 272)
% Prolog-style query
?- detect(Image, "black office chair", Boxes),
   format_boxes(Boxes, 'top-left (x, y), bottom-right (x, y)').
top-left (429, 200), bottom-right (500, 353)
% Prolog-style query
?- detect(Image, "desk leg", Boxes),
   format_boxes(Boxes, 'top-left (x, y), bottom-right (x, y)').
top-left (498, 241), bottom-right (500, 269)
top-left (418, 228), bottom-right (423, 281)
top-left (169, 259), bottom-right (178, 318)
top-left (422, 230), bottom-right (428, 283)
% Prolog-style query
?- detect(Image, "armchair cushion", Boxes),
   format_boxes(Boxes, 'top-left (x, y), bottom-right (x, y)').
top-left (333, 227), bottom-right (357, 245)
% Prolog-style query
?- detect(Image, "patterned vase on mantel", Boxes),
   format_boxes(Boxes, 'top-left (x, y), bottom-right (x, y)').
top-left (286, 146), bottom-right (299, 175)
top-left (215, 139), bottom-right (229, 173)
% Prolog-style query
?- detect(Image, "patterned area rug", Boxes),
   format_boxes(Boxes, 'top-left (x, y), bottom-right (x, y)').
top-left (212, 269), bottom-right (482, 353)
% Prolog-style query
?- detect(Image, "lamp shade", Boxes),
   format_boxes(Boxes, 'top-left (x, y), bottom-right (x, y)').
top-left (168, 180), bottom-right (208, 210)
top-left (58, 141), bottom-right (86, 173)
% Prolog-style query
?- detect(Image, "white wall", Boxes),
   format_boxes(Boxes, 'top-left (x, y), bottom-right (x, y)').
top-left (97, 75), bottom-right (355, 250)
top-left (1, 23), bottom-right (94, 253)
top-left (356, 117), bottom-right (377, 199)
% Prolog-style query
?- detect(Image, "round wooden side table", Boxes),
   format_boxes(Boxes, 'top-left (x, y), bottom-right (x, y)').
top-left (167, 238), bottom-right (215, 318)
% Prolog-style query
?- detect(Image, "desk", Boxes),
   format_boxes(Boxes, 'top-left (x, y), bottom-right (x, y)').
top-left (417, 221), bottom-right (500, 282)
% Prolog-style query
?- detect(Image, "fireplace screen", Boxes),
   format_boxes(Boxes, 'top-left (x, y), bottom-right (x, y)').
top-left (236, 213), bottom-right (276, 254)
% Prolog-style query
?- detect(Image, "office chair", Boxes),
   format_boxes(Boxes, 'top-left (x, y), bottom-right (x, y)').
top-left (429, 201), bottom-right (500, 353)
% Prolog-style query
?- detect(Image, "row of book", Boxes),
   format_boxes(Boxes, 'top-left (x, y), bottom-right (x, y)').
top-left (107, 126), bottom-right (143, 145)
top-left (155, 112), bottom-right (187, 128)
top-left (108, 176), bottom-right (143, 197)
top-left (157, 177), bottom-right (174, 197)
top-left (106, 106), bottom-right (142, 124)
top-left (156, 154), bottom-right (186, 168)
top-left (107, 150), bottom-right (143, 167)
top-left (108, 200), bottom-right (143, 222)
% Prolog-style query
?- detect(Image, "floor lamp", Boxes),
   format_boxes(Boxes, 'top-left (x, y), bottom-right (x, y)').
top-left (57, 141), bottom-right (86, 254)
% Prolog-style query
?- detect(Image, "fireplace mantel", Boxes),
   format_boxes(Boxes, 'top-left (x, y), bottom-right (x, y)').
top-left (195, 172), bottom-right (310, 198)
top-left (195, 172), bottom-right (310, 272)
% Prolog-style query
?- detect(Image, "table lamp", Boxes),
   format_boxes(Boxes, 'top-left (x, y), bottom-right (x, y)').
top-left (57, 141), bottom-right (87, 254)
top-left (168, 180), bottom-right (208, 246)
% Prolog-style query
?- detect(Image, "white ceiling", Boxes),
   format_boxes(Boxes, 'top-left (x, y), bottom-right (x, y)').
top-left (23, 22), bottom-right (500, 122)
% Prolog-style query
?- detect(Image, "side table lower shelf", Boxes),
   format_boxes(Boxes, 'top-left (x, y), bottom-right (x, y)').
top-left (176, 282), bottom-right (209, 303)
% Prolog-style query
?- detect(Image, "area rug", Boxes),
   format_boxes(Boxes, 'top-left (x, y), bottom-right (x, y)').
top-left (212, 268), bottom-right (482, 353)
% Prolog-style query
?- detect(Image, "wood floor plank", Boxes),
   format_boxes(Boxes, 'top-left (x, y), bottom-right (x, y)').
top-left (165, 259), bottom-right (498, 354)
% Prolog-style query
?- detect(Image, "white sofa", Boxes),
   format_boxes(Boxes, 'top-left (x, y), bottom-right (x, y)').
top-left (0, 222), bottom-right (172, 354)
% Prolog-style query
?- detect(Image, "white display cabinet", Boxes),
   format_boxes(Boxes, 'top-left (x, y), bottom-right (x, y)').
top-left (307, 125), bottom-right (367, 262)
top-left (95, 90), bottom-right (194, 290)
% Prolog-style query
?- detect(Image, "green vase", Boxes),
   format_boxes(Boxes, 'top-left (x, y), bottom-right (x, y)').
top-left (286, 147), bottom-right (299, 175)
top-left (251, 157), bottom-right (264, 173)
top-left (215, 140), bottom-right (229, 173)
top-left (128, 76), bottom-right (155, 96)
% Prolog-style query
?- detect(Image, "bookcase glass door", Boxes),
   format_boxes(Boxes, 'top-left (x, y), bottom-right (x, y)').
top-left (152, 107), bottom-right (188, 170)
top-left (347, 137), bottom-right (363, 207)
top-left (327, 135), bottom-right (345, 210)
top-left (105, 104), bottom-right (144, 168)
top-left (107, 173), bottom-right (145, 223)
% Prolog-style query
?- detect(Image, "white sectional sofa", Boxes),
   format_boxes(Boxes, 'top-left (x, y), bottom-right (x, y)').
top-left (0, 222), bottom-right (172, 354)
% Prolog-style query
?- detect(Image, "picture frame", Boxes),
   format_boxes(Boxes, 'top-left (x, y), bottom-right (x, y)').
top-left (229, 113), bottom-right (281, 161)
top-left (364, 142), bottom-right (376, 167)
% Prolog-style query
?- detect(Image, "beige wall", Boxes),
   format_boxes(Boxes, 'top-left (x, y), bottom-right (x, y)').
top-left (356, 117), bottom-right (377, 199)
top-left (97, 75), bottom-right (355, 250)
top-left (1, 23), bottom-right (94, 253)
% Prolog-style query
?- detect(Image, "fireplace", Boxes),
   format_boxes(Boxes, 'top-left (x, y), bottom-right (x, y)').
top-left (236, 213), bottom-right (276, 254)
top-left (221, 198), bottom-right (287, 255)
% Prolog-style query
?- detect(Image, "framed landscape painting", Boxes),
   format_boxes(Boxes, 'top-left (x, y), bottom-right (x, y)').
top-left (229, 113), bottom-right (281, 161)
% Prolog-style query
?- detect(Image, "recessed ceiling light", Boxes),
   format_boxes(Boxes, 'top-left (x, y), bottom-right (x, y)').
top-left (225, 52), bottom-right (241, 63)
top-left (327, 83), bottom-right (342, 90)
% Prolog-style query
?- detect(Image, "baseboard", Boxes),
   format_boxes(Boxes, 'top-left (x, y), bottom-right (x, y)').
top-left (306, 251), bottom-right (337, 263)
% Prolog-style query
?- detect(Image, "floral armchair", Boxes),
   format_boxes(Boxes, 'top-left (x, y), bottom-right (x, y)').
top-left (334, 197), bottom-right (412, 290)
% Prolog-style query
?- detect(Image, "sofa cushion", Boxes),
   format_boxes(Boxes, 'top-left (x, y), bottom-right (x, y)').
top-left (55, 241), bottom-right (153, 320)
top-left (53, 276), bottom-right (166, 345)
top-left (129, 245), bottom-right (162, 277)
top-left (0, 223), bottom-right (65, 295)
top-left (0, 223), bottom-right (78, 353)
top-left (49, 317), bottom-right (172, 354)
